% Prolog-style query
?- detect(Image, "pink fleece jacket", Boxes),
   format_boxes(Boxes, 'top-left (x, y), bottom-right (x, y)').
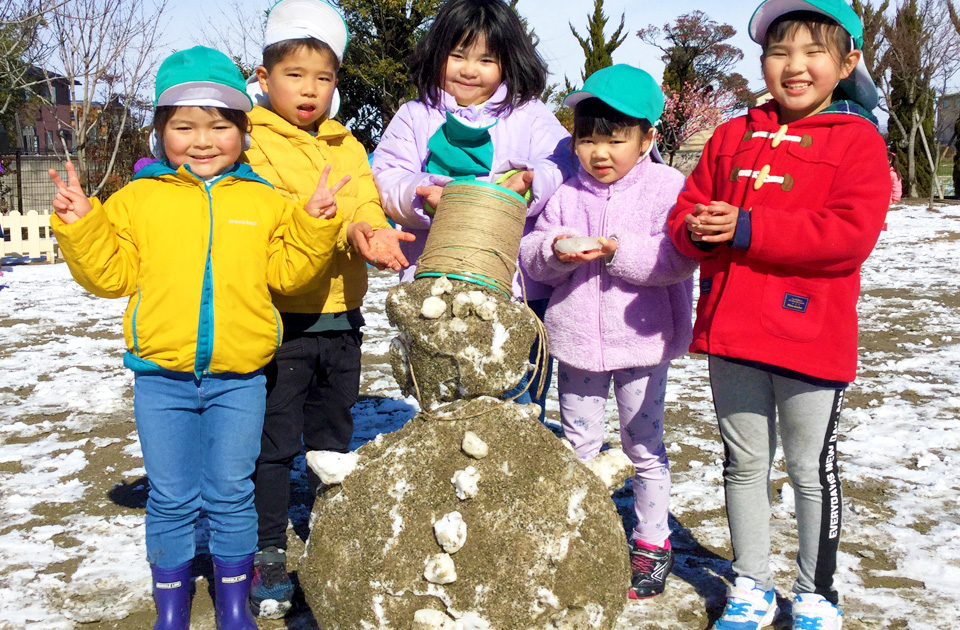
top-left (519, 158), bottom-right (697, 371)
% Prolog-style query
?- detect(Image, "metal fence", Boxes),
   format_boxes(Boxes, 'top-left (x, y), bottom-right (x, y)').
top-left (1, 152), bottom-right (63, 217)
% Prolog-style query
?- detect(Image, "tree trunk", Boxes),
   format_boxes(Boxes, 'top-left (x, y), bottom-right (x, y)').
top-left (915, 110), bottom-right (943, 205)
top-left (908, 124), bottom-right (918, 198)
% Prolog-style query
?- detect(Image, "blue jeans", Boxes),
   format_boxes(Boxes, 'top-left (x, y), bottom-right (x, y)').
top-left (134, 371), bottom-right (265, 568)
top-left (505, 297), bottom-right (553, 424)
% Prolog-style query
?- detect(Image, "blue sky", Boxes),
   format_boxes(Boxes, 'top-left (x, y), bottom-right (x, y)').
top-left (162, 0), bottom-right (765, 92)
top-left (518, 0), bottom-right (762, 90)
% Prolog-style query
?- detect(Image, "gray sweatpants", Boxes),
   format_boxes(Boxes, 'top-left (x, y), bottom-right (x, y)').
top-left (709, 356), bottom-right (844, 604)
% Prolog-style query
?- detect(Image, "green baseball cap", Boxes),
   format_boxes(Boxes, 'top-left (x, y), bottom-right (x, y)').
top-left (749, 0), bottom-right (878, 110)
top-left (564, 64), bottom-right (665, 124)
top-left (155, 46), bottom-right (252, 112)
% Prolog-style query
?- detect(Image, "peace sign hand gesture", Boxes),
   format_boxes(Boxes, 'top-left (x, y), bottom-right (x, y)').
top-left (48, 162), bottom-right (92, 224)
top-left (304, 165), bottom-right (351, 219)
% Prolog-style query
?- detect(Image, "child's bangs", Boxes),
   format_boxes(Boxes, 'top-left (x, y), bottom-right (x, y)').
top-left (452, 20), bottom-right (500, 59)
top-left (153, 106), bottom-right (250, 134)
top-left (573, 98), bottom-right (649, 140)
top-left (263, 38), bottom-right (340, 72)
top-left (764, 11), bottom-right (851, 60)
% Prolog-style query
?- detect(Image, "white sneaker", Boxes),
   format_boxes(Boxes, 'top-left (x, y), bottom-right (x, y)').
top-left (713, 577), bottom-right (779, 629)
top-left (793, 593), bottom-right (842, 630)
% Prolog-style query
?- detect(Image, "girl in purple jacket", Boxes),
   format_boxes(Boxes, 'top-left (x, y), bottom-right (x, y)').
top-left (371, 0), bottom-right (573, 416)
top-left (520, 65), bottom-right (697, 600)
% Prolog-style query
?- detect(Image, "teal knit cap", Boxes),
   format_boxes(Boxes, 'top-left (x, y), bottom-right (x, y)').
top-left (155, 46), bottom-right (252, 112)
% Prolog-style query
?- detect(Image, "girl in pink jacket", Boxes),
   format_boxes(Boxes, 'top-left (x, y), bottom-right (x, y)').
top-left (520, 65), bottom-right (697, 600)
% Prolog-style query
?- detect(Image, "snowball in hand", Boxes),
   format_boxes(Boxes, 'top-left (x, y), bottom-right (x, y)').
top-left (554, 236), bottom-right (603, 254)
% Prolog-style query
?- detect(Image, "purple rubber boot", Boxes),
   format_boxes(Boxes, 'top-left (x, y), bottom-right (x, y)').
top-left (151, 560), bottom-right (192, 630)
top-left (213, 555), bottom-right (257, 630)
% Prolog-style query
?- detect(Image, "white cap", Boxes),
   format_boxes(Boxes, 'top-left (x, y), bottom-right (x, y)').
top-left (263, 0), bottom-right (349, 62)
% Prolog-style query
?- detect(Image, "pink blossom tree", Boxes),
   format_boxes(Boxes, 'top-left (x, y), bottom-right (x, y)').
top-left (658, 83), bottom-right (733, 165)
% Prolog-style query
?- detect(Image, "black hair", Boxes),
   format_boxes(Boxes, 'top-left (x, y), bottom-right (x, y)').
top-left (407, 0), bottom-right (547, 112)
top-left (572, 98), bottom-right (653, 141)
top-left (763, 11), bottom-right (852, 63)
top-left (888, 146), bottom-right (902, 178)
top-left (152, 106), bottom-right (250, 138)
top-left (262, 38), bottom-right (340, 73)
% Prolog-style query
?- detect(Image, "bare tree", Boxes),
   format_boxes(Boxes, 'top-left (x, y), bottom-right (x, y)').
top-left (0, 0), bottom-right (55, 125)
top-left (39, 0), bottom-right (167, 196)
top-left (873, 0), bottom-right (960, 201)
top-left (196, 0), bottom-right (272, 78)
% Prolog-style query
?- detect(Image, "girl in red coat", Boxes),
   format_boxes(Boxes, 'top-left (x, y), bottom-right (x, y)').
top-left (667, 1), bottom-right (890, 629)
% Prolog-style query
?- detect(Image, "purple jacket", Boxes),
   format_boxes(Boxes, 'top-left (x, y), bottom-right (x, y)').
top-left (519, 158), bottom-right (697, 371)
top-left (371, 84), bottom-right (574, 300)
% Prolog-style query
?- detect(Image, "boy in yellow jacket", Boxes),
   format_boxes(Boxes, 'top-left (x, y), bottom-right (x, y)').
top-left (242, 0), bottom-right (413, 618)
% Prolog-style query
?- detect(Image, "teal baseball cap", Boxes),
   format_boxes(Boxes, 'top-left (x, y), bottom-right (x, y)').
top-left (749, 0), bottom-right (879, 110)
top-left (564, 64), bottom-right (665, 124)
top-left (155, 46), bottom-right (253, 112)
top-left (749, 0), bottom-right (863, 47)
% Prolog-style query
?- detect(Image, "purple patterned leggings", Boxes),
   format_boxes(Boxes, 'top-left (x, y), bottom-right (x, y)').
top-left (558, 361), bottom-right (672, 545)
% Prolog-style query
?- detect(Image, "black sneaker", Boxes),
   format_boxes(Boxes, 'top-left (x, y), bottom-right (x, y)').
top-left (628, 541), bottom-right (673, 599)
top-left (250, 547), bottom-right (294, 619)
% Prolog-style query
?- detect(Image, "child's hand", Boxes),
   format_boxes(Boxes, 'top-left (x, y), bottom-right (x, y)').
top-left (367, 227), bottom-right (415, 271)
top-left (48, 163), bottom-right (92, 224)
top-left (305, 165), bottom-right (350, 219)
top-left (347, 224), bottom-right (415, 271)
top-left (415, 185), bottom-right (445, 211)
top-left (500, 170), bottom-right (534, 197)
top-left (686, 201), bottom-right (739, 243)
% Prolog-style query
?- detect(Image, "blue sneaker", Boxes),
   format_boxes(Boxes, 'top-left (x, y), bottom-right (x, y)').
top-left (249, 547), bottom-right (293, 619)
top-left (793, 593), bottom-right (842, 630)
top-left (713, 577), bottom-right (778, 629)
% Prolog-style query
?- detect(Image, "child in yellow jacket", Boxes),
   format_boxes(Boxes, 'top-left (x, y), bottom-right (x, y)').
top-left (241, 0), bottom-right (413, 617)
top-left (48, 46), bottom-right (345, 630)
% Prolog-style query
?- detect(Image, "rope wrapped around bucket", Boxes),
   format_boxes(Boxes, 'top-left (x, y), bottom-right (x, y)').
top-left (412, 180), bottom-right (549, 403)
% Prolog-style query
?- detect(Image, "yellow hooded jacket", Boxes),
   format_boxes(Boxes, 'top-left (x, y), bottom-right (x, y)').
top-left (50, 162), bottom-right (342, 376)
top-left (245, 106), bottom-right (390, 314)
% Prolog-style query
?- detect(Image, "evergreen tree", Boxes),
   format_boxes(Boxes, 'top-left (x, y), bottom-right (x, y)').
top-left (508, 0), bottom-right (538, 46)
top-left (542, 76), bottom-right (576, 133)
top-left (954, 115), bottom-right (960, 198)
top-left (569, 0), bottom-right (626, 81)
top-left (948, 0), bottom-right (960, 197)
top-left (334, 0), bottom-right (444, 150)
top-left (851, 0), bottom-right (890, 82)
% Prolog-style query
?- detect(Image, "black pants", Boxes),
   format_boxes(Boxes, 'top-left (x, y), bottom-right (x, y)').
top-left (253, 330), bottom-right (362, 550)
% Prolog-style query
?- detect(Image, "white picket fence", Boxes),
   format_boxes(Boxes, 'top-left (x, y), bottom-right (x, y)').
top-left (1, 210), bottom-right (58, 262)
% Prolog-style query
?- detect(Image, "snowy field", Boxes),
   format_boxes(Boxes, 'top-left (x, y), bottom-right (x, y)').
top-left (1, 201), bottom-right (959, 629)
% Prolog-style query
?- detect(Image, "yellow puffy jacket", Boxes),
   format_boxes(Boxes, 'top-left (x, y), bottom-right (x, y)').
top-left (50, 163), bottom-right (342, 376)
top-left (245, 106), bottom-right (390, 314)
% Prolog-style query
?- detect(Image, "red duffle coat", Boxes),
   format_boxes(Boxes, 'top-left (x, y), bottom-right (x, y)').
top-left (667, 101), bottom-right (891, 383)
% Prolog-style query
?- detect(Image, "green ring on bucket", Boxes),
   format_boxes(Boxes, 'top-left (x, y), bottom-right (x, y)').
top-left (443, 179), bottom-right (527, 205)
top-left (414, 271), bottom-right (510, 298)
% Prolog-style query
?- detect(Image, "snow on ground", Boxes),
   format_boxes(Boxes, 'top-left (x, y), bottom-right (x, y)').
top-left (1, 202), bottom-right (959, 629)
